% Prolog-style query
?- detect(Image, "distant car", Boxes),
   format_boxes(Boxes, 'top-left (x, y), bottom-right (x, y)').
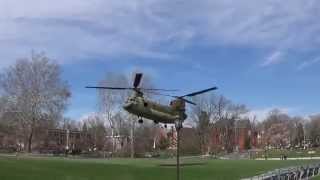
top-left (144, 153), bottom-right (153, 158)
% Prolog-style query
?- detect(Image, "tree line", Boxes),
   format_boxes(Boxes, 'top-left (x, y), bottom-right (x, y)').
top-left (0, 53), bottom-right (319, 156)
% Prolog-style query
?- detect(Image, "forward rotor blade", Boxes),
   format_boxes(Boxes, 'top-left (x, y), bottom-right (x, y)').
top-left (86, 86), bottom-right (178, 92)
top-left (133, 73), bottom-right (143, 88)
top-left (141, 88), bottom-right (179, 92)
top-left (85, 86), bottom-right (132, 90)
top-left (181, 87), bottom-right (218, 97)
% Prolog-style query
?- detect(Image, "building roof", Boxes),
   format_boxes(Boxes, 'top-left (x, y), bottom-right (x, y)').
top-left (213, 119), bottom-right (235, 128)
top-left (235, 119), bottom-right (251, 129)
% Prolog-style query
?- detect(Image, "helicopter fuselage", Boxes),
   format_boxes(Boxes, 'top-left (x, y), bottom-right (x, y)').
top-left (123, 95), bottom-right (187, 124)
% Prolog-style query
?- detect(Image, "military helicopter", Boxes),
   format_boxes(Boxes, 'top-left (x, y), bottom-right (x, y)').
top-left (86, 73), bottom-right (217, 129)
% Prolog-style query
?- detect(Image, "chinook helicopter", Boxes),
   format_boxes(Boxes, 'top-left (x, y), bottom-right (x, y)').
top-left (86, 73), bottom-right (217, 128)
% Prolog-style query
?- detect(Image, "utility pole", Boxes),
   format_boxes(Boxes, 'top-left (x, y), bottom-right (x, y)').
top-left (176, 127), bottom-right (180, 180)
top-left (66, 129), bottom-right (70, 156)
top-left (175, 120), bottom-right (183, 180)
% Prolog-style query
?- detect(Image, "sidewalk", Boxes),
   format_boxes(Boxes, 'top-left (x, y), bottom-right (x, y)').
top-left (255, 157), bottom-right (320, 160)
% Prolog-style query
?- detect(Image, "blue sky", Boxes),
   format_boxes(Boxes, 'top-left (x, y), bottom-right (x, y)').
top-left (1, 0), bottom-right (320, 120)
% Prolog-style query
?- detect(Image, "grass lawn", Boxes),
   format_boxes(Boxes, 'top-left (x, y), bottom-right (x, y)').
top-left (253, 148), bottom-right (320, 159)
top-left (0, 155), bottom-right (318, 180)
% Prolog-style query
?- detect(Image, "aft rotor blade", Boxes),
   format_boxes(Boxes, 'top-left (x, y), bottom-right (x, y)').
top-left (133, 73), bottom-right (143, 88)
top-left (181, 87), bottom-right (218, 97)
top-left (145, 92), bottom-right (197, 105)
top-left (144, 91), bottom-right (176, 97)
top-left (85, 86), bottom-right (132, 90)
top-left (179, 97), bottom-right (197, 105)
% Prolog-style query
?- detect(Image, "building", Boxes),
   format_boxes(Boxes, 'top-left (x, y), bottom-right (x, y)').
top-left (211, 119), bottom-right (258, 153)
top-left (234, 119), bottom-right (258, 151)
top-left (167, 126), bottom-right (201, 155)
top-left (45, 129), bottom-right (92, 153)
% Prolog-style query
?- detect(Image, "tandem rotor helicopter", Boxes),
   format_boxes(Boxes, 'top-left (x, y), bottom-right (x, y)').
top-left (86, 73), bottom-right (217, 129)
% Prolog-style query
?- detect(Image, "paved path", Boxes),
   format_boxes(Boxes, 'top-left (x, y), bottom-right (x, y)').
top-left (255, 157), bottom-right (320, 160)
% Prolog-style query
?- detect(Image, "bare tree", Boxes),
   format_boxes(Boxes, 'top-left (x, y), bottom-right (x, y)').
top-left (97, 72), bottom-right (130, 155)
top-left (191, 93), bottom-right (248, 153)
top-left (83, 115), bottom-right (106, 151)
top-left (261, 109), bottom-right (292, 148)
top-left (295, 121), bottom-right (305, 147)
top-left (285, 116), bottom-right (305, 148)
top-left (305, 114), bottom-right (320, 147)
top-left (134, 122), bottom-right (155, 156)
top-left (97, 72), bottom-right (155, 157)
top-left (61, 117), bottom-right (80, 130)
top-left (190, 93), bottom-right (218, 154)
top-left (0, 53), bottom-right (71, 152)
top-left (216, 97), bottom-right (248, 153)
top-left (196, 111), bottom-right (210, 154)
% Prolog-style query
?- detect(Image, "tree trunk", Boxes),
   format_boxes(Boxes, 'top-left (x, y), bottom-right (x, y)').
top-left (28, 130), bottom-right (33, 153)
top-left (130, 120), bottom-right (135, 158)
top-left (197, 131), bottom-right (202, 154)
top-left (111, 128), bottom-right (114, 156)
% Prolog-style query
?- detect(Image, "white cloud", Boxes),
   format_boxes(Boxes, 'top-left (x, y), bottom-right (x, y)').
top-left (297, 57), bottom-right (320, 70)
top-left (0, 0), bottom-right (320, 66)
top-left (247, 106), bottom-right (297, 121)
top-left (78, 112), bottom-right (100, 122)
top-left (261, 51), bottom-right (284, 67)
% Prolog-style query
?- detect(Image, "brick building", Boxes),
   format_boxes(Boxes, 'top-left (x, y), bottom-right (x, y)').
top-left (211, 119), bottom-right (258, 152)
top-left (155, 119), bottom-right (259, 154)
top-left (211, 119), bottom-right (235, 152)
top-left (234, 119), bottom-right (258, 151)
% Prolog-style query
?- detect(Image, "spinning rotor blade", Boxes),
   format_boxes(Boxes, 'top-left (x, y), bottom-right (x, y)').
top-left (145, 92), bottom-right (197, 105)
top-left (144, 91), bottom-right (176, 98)
top-left (178, 97), bottom-right (197, 105)
top-left (87, 73), bottom-right (179, 92)
top-left (180, 87), bottom-right (218, 97)
top-left (142, 88), bottom-right (179, 92)
top-left (85, 86), bottom-right (132, 90)
top-left (85, 86), bottom-right (178, 92)
top-left (149, 86), bottom-right (218, 105)
top-left (133, 73), bottom-right (143, 88)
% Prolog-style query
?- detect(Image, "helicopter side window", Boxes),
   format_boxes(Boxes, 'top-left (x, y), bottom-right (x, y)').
top-left (144, 102), bottom-right (148, 107)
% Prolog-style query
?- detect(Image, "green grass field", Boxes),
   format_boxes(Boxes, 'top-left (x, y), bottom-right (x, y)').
top-left (253, 149), bottom-right (320, 159)
top-left (0, 155), bottom-right (318, 180)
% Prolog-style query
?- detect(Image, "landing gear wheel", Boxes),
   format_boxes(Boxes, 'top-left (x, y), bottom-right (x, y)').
top-left (164, 124), bottom-right (167, 128)
top-left (175, 120), bottom-right (183, 130)
top-left (138, 119), bottom-right (143, 124)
